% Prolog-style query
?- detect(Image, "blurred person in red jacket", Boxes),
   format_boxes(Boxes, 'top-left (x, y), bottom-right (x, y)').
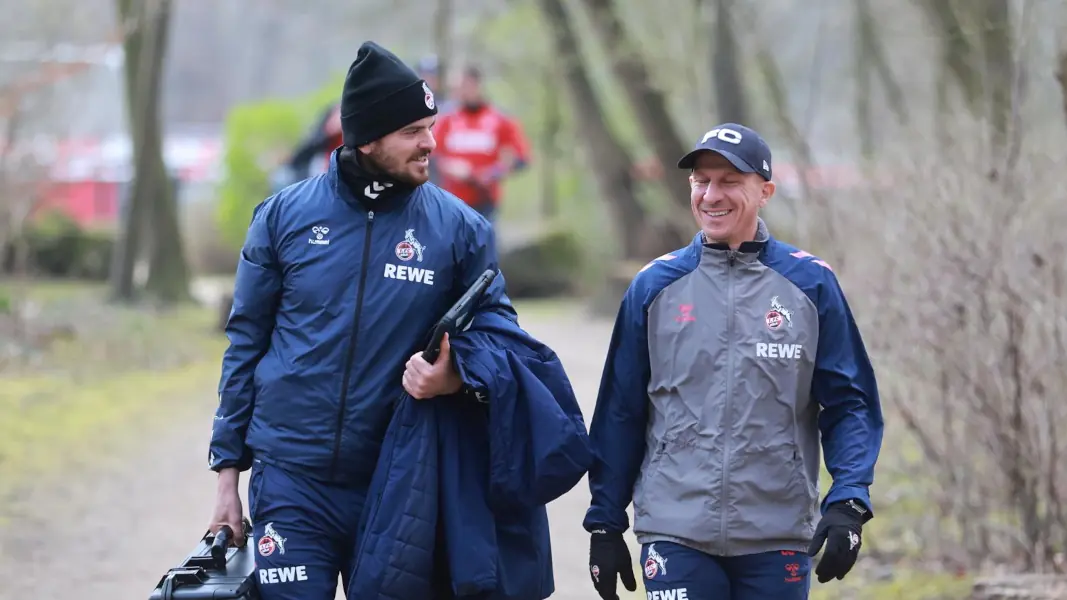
top-left (433, 65), bottom-right (531, 223)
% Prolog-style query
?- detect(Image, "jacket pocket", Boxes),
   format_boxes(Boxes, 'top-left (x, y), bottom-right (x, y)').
top-left (728, 444), bottom-right (814, 546)
top-left (632, 438), bottom-right (722, 545)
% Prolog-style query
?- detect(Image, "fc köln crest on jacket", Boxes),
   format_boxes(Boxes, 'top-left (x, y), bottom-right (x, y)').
top-left (765, 296), bottom-right (793, 331)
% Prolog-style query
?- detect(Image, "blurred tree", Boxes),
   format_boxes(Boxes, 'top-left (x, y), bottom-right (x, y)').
top-left (535, 0), bottom-right (678, 260)
top-left (917, 0), bottom-right (1016, 165)
top-left (434, 0), bottom-right (453, 95)
top-left (979, 0), bottom-right (1016, 167)
top-left (1057, 49), bottom-right (1067, 125)
top-left (538, 62), bottom-right (561, 220)
top-left (215, 78), bottom-right (341, 250)
top-left (853, 0), bottom-right (908, 158)
top-left (706, 0), bottom-right (749, 126)
top-left (918, 0), bottom-right (983, 116)
top-left (751, 32), bottom-right (827, 256)
top-left (0, 101), bottom-right (50, 279)
top-left (110, 0), bottom-right (190, 303)
top-left (576, 0), bottom-right (691, 210)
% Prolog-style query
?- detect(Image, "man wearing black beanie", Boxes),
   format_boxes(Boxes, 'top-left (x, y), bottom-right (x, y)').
top-left (337, 41), bottom-right (439, 186)
top-left (205, 40), bottom-right (587, 600)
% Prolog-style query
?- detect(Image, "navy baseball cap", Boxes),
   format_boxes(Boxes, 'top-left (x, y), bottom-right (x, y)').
top-left (677, 123), bottom-right (772, 180)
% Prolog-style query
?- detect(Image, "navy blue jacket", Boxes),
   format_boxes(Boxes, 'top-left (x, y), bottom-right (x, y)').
top-left (209, 151), bottom-right (513, 485)
top-left (349, 310), bottom-right (594, 599)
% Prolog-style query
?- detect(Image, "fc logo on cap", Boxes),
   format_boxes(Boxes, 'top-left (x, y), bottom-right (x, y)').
top-left (701, 127), bottom-right (743, 145)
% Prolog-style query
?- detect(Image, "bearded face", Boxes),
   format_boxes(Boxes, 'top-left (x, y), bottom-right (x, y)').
top-left (360, 116), bottom-right (436, 186)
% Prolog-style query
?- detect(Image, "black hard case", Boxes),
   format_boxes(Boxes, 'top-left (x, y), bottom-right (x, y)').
top-left (147, 520), bottom-right (258, 600)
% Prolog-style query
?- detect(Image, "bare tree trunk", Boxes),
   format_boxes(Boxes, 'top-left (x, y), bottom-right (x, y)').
top-left (754, 48), bottom-right (832, 258)
top-left (433, 0), bottom-right (453, 98)
top-left (1057, 50), bottom-right (1067, 127)
top-left (110, 0), bottom-right (155, 302)
top-left (540, 64), bottom-right (560, 220)
top-left (0, 108), bottom-right (46, 295)
top-left (0, 112), bottom-right (23, 270)
top-left (142, 0), bottom-right (189, 303)
top-left (576, 0), bottom-right (692, 211)
top-left (111, 0), bottom-right (189, 304)
top-left (1002, 306), bottom-right (1033, 570)
top-left (863, 1), bottom-right (908, 126)
top-left (710, 0), bottom-right (749, 125)
top-left (854, 0), bottom-right (908, 157)
top-left (535, 0), bottom-right (652, 260)
top-left (146, 177), bottom-right (190, 302)
top-left (916, 0), bottom-right (983, 114)
top-left (980, 0), bottom-right (1015, 174)
top-left (853, 9), bottom-right (875, 159)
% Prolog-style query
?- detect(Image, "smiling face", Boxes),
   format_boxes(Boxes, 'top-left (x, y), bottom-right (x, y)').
top-left (358, 115), bottom-right (437, 186)
top-left (688, 151), bottom-right (776, 248)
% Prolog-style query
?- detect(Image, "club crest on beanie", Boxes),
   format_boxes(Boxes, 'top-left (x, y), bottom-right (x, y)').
top-left (340, 41), bottom-right (438, 147)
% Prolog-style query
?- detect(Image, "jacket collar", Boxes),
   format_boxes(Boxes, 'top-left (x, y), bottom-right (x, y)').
top-left (328, 147), bottom-right (415, 214)
top-left (694, 217), bottom-right (772, 263)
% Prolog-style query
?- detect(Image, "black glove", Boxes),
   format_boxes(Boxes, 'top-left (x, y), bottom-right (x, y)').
top-left (588, 530), bottom-right (636, 600)
top-left (807, 499), bottom-right (869, 583)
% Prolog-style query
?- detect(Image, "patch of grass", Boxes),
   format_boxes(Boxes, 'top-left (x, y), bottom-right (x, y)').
top-left (810, 568), bottom-right (973, 600)
top-left (0, 277), bottom-right (102, 304)
top-left (0, 359), bottom-right (222, 488)
top-left (2, 280), bottom-right (224, 377)
top-left (0, 279), bottom-right (228, 492)
top-left (40, 302), bottom-right (222, 373)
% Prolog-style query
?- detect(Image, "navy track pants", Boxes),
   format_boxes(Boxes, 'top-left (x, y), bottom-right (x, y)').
top-left (248, 459), bottom-right (368, 600)
top-left (639, 541), bottom-right (812, 600)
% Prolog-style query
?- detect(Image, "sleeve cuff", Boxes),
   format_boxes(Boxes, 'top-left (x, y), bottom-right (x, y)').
top-left (582, 507), bottom-right (630, 534)
top-left (822, 485), bottom-right (873, 520)
top-left (461, 384), bottom-right (489, 404)
top-left (208, 448), bottom-right (254, 472)
top-left (451, 350), bottom-right (489, 403)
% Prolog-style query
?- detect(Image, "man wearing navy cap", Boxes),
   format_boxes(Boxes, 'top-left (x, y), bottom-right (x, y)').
top-left (582, 122), bottom-right (884, 599)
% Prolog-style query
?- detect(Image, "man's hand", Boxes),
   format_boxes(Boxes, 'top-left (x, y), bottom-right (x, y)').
top-left (208, 467), bottom-right (245, 547)
top-left (589, 530), bottom-right (636, 600)
top-left (403, 333), bottom-right (463, 399)
top-left (807, 499), bottom-right (867, 583)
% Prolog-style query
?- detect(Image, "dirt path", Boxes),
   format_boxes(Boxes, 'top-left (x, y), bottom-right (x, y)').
top-left (0, 306), bottom-right (621, 600)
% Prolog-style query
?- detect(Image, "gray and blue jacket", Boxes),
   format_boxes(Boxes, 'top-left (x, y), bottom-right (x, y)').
top-left (583, 219), bottom-right (884, 556)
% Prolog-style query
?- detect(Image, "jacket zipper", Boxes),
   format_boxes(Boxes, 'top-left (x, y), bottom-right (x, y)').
top-left (329, 210), bottom-right (375, 479)
top-left (719, 250), bottom-right (736, 553)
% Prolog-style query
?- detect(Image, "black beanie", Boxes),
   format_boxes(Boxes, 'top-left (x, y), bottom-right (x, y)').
top-left (340, 41), bottom-right (438, 147)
